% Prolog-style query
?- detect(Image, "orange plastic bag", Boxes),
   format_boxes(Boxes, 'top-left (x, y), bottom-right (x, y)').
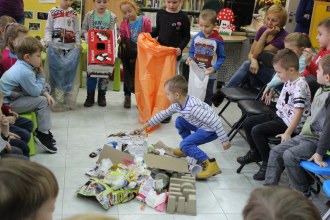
top-left (135, 33), bottom-right (177, 132)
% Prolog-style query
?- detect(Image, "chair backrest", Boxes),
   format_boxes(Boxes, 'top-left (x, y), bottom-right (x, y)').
top-left (257, 51), bottom-right (275, 69)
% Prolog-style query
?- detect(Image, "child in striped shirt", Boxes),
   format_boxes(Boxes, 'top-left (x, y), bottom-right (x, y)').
top-left (134, 75), bottom-right (231, 179)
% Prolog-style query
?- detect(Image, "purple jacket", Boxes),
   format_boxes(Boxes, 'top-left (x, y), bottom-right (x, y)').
top-left (120, 16), bottom-right (152, 40)
top-left (255, 26), bottom-right (288, 50)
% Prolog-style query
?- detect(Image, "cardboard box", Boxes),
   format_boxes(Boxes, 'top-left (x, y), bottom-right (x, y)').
top-left (88, 30), bottom-right (115, 65)
top-left (98, 145), bottom-right (190, 174)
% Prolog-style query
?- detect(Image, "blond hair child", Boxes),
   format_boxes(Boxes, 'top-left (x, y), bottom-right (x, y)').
top-left (134, 75), bottom-right (230, 180)
top-left (186, 9), bottom-right (225, 105)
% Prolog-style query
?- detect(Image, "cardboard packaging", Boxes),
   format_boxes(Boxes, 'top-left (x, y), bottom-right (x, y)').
top-left (87, 30), bottom-right (117, 78)
top-left (98, 144), bottom-right (190, 174)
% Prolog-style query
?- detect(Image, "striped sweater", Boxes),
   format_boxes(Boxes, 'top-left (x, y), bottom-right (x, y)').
top-left (148, 96), bottom-right (228, 143)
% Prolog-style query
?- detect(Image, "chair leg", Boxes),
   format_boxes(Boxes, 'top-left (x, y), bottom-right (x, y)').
top-left (218, 100), bottom-right (230, 117)
top-left (237, 164), bottom-right (245, 173)
top-left (305, 170), bottom-right (322, 194)
top-left (322, 208), bottom-right (330, 220)
top-left (228, 114), bottom-right (247, 141)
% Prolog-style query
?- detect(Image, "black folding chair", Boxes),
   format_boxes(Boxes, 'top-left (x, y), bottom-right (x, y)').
top-left (236, 76), bottom-right (320, 173)
top-left (218, 51), bottom-right (275, 141)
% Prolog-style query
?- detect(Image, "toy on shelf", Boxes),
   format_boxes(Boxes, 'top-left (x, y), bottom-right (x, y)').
top-left (217, 8), bottom-right (236, 36)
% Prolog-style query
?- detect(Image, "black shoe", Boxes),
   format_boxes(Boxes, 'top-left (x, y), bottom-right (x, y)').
top-left (35, 131), bottom-right (57, 153)
top-left (212, 90), bottom-right (225, 107)
top-left (253, 161), bottom-right (267, 181)
top-left (97, 90), bottom-right (107, 107)
top-left (161, 116), bottom-right (172, 123)
top-left (303, 189), bottom-right (312, 200)
top-left (49, 131), bottom-right (56, 145)
top-left (84, 90), bottom-right (95, 107)
top-left (237, 150), bottom-right (261, 165)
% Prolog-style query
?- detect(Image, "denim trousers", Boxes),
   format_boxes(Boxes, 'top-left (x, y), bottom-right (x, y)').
top-left (265, 135), bottom-right (318, 192)
top-left (226, 60), bottom-right (275, 88)
top-left (86, 76), bottom-right (109, 91)
top-left (175, 116), bottom-right (218, 162)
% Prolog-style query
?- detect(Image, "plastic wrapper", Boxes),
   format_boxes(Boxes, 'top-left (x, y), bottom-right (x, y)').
top-left (145, 190), bottom-right (167, 208)
top-left (136, 177), bottom-right (155, 202)
top-left (44, 45), bottom-right (80, 112)
top-left (104, 171), bottom-right (128, 190)
top-left (76, 177), bottom-right (137, 209)
top-left (188, 60), bottom-right (209, 101)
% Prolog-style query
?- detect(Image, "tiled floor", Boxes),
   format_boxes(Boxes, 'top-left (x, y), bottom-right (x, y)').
top-left (31, 86), bottom-right (329, 220)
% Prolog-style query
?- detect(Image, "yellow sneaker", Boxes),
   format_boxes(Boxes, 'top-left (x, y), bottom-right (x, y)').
top-left (173, 148), bottom-right (186, 157)
top-left (196, 158), bottom-right (222, 180)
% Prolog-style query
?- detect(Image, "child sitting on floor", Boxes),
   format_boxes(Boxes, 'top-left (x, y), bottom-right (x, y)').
top-left (134, 75), bottom-right (230, 180)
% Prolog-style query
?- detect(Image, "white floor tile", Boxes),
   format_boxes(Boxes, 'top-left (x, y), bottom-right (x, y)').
top-left (173, 213), bottom-right (227, 220)
top-left (27, 87), bottom-right (329, 218)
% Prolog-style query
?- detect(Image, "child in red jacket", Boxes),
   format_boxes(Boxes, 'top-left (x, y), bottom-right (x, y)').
top-left (302, 17), bottom-right (330, 93)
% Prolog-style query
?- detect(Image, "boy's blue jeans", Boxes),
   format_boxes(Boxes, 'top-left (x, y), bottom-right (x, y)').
top-left (175, 116), bottom-right (218, 162)
top-left (226, 60), bottom-right (275, 88)
top-left (86, 76), bottom-right (109, 91)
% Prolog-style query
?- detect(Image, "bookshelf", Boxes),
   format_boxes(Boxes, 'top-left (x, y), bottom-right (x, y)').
top-left (135, 0), bottom-right (204, 15)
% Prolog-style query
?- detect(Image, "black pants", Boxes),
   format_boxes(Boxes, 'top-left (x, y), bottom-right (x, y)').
top-left (243, 113), bottom-right (288, 162)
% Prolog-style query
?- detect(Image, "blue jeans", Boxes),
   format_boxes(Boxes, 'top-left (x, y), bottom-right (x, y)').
top-left (86, 76), bottom-right (109, 91)
top-left (10, 116), bottom-right (34, 143)
top-left (175, 116), bottom-right (218, 162)
top-left (226, 60), bottom-right (275, 88)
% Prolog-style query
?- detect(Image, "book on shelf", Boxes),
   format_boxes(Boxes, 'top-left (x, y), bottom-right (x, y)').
top-left (136, 0), bottom-right (205, 11)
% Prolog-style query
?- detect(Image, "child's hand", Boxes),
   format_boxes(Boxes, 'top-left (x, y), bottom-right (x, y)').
top-left (43, 92), bottom-right (55, 106)
top-left (222, 140), bottom-right (231, 150)
top-left (132, 123), bottom-right (149, 135)
top-left (0, 115), bottom-right (9, 137)
top-left (4, 143), bottom-right (11, 152)
top-left (176, 48), bottom-right (181, 56)
top-left (303, 48), bottom-right (313, 66)
top-left (9, 132), bottom-right (21, 140)
top-left (249, 59), bottom-right (259, 74)
top-left (275, 133), bottom-right (291, 143)
top-left (205, 67), bottom-right (215, 75)
top-left (132, 127), bottom-right (144, 135)
top-left (6, 116), bottom-right (16, 124)
top-left (35, 66), bottom-right (43, 74)
top-left (47, 95), bottom-right (55, 106)
top-left (308, 153), bottom-right (327, 167)
top-left (186, 57), bottom-right (193, 65)
top-left (262, 87), bottom-right (273, 106)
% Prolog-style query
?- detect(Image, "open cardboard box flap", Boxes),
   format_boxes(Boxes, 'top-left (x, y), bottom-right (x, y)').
top-left (97, 144), bottom-right (190, 173)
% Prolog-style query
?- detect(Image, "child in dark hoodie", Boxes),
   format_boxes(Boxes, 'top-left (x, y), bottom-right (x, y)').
top-left (186, 9), bottom-right (225, 105)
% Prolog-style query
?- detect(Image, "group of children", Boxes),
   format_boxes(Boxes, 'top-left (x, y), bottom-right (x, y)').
top-left (0, 0), bottom-right (329, 208)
